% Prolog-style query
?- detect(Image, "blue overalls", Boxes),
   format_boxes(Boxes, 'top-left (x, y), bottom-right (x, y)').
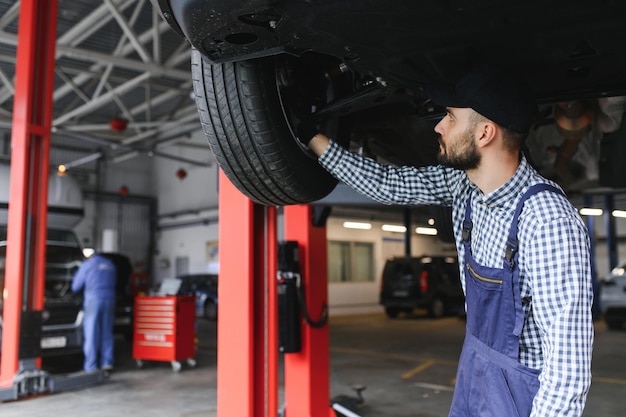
top-left (449, 184), bottom-right (562, 417)
top-left (71, 254), bottom-right (117, 372)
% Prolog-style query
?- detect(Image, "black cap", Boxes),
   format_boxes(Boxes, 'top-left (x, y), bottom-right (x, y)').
top-left (426, 66), bottom-right (537, 133)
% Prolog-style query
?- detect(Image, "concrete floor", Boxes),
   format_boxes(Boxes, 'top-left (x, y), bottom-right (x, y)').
top-left (1, 312), bottom-right (625, 417)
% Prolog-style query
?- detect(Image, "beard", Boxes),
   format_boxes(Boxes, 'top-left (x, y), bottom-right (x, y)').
top-left (437, 128), bottom-right (481, 170)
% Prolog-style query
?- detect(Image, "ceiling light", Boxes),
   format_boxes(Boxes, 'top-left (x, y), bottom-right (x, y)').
top-left (343, 221), bottom-right (372, 230)
top-left (416, 227), bottom-right (438, 235)
top-left (382, 224), bottom-right (407, 233)
top-left (57, 152), bottom-right (103, 172)
top-left (612, 210), bottom-right (626, 218)
top-left (579, 208), bottom-right (603, 216)
top-left (428, 218), bottom-right (435, 225)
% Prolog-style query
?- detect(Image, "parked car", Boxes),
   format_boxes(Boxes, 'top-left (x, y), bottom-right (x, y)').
top-left (177, 274), bottom-right (219, 321)
top-left (151, 1), bottom-right (626, 208)
top-left (379, 256), bottom-right (464, 318)
top-left (600, 263), bottom-right (626, 330)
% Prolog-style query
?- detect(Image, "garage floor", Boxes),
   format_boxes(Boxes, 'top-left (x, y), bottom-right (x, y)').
top-left (1, 312), bottom-right (625, 417)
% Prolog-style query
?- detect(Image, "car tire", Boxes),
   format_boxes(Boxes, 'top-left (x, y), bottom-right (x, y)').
top-left (385, 307), bottom-right (401, 318)
top-left (191, 49), bottom-right (338, 206)
top-left (428, 296), bottom-right (445, 319)
top-left (204, 300), bottom-right (218, 321)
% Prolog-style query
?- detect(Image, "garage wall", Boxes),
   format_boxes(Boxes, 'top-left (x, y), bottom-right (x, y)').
top-left (51, 148), bottom-right (155, 277)
top-left (154, 215), bottom-right (219, 284)
top-left (152, 130), bottom-right (219, 285)
top-left (151, 131), bottom-right (217, 214)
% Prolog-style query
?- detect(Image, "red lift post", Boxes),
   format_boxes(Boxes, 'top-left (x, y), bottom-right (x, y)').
top-left (217, 171), bottom-right (279, 417)
top-left (217, 172), bottom-right (335, 417)
top-left (283, 205), bottom-right (333, 417)
top-left (0, 0), bottom-right (58, 387)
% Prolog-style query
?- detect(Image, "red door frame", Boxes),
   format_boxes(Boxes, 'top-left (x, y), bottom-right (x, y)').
top-left (217, 173), bottom-right (335, 417)
top-left (0, 0), bottom-right (58, 387)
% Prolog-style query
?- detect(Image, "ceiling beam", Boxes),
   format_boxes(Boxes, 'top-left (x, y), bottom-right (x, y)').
top-left (11, 36), bottom-right (190, 80)
top-left (103, 0), bottom-right (152, 63)
top-left (53, 72), bottom-right (151, 126)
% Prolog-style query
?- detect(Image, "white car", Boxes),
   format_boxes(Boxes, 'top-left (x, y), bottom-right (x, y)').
top-left (600, 263), bottom-right (626, 330)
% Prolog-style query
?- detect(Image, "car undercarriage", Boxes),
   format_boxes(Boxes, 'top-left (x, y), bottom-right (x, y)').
top-left (152, 0), bottom-right (626, 206)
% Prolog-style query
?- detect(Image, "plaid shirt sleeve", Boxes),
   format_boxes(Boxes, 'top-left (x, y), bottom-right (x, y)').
top-left (525, 216), bottom-right (594, 417)
top-left (319, 140), bottom-right (462, 206)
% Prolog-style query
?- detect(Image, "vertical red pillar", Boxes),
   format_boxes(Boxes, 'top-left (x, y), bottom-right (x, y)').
top-left (0, 0), bottom-right (58, 386)
top-left (217, 171), bottom-right (278, 417)
top-left (283, 205), bottom-right (333, 417)
top-left (266, 205), bottom-right (279, 417)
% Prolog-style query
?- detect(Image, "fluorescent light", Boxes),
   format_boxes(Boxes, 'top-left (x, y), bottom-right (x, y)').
top-left (382, 224), bottom-right (407, 233)
top-left (416, 227), bottom-right (438, 235)
top-left (58, 152), bottom-right (103, 170)
top-left (579, 208), bottom-right (603, 216)
top-left (612, 210), bottom-right (626, 218)
top-left (343, 221), bottom-right (372, 230)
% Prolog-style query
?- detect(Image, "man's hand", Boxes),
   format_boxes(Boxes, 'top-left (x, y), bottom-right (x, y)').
top-left (296, 115), bottom-right (320, 146)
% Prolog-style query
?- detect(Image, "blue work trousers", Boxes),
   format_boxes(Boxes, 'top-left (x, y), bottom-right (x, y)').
top-left (82, 297), bottom-right (116, 371)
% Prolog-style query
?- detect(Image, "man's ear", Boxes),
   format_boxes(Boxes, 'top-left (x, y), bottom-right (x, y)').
top-left (476, 121), bottom-right (497, 148)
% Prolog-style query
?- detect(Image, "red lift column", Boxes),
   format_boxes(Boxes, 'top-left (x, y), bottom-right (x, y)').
top-left (217, 175), bottom-right (335, 417)
top-left (217, 171), bottom-right (279, 417)
top-left (0, 0), bottom-right (58, 387)
top-left (283, 205), bottom-right (334, 417)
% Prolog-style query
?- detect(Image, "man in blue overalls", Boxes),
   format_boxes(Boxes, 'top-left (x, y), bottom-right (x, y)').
top-left (72, 253), bottom-right (117, 372)
top-left (299, 66), bottom-right (594, 416)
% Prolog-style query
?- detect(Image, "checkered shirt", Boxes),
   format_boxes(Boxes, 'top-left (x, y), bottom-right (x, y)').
top-left (320, 141), bottom-right (594, 417)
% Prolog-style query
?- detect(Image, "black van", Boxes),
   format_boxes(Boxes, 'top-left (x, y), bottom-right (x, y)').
top-left (0, 228), bottom-right (85, 357)
top-left (379, 256), bottom-right (464, 318)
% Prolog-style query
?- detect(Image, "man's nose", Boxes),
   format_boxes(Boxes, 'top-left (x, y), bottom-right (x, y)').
top-left (434, 117), bottom-right (444, 135)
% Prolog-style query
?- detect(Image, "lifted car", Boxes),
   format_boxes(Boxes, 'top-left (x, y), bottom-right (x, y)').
top-left (151, 1), bottom-right (626, 207)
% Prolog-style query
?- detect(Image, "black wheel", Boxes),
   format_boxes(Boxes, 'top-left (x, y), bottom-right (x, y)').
top-left (191, 49), bottom-right (338, 206)
top-left (385, 307), bottom-right (401, 318)
top-left (428, 296), bottom-right (445, 318)
top-left (204, 300), bottom-right (217, 321)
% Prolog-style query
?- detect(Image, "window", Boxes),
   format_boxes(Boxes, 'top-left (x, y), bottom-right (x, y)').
top-left (328, 240), bottom-right (374, 283)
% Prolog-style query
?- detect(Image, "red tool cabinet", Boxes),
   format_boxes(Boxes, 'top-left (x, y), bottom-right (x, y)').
top-left (132, 295), bottom-right (196, 372)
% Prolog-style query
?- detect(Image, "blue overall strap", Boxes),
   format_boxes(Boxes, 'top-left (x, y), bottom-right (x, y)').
top-left (462, 194), bottom-right (474, 243)
top-left (504, 183), bottom-right (564, 269)
top-left (504, 183), bottom-right (565, 336)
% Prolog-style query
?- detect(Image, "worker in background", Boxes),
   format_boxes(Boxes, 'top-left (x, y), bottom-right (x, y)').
top-left (296, 66), bottom-right (594, 417)
top-left (71, 252), bottom-right (117, 373)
